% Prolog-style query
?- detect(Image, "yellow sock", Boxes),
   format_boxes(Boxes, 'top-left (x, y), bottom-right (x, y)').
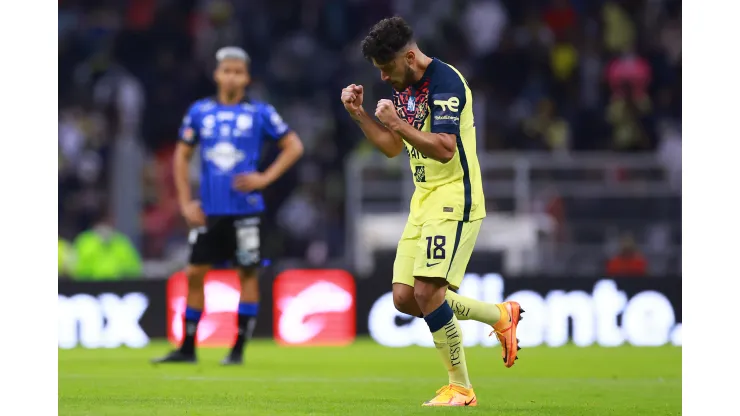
top-left (425, 302), bottom-right (471, 389)
top-left (445, 290), bottom-right (502, 326)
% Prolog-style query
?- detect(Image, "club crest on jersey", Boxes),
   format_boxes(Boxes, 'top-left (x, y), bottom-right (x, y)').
top-left (237, 114), bottom-right (253, 130)
top-left (407, 96), bottom-right (416, 112)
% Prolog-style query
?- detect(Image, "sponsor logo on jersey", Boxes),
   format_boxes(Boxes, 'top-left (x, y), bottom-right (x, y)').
top-left (217, 111), bottom-right (235, 121)
top-left (433, 96), bottom-right (460, 112)
top-left (414, 165), bottom-right (426, 182)
top-left (205, 142), bottom-right (245, 172)
top-left (431, 94), bottom-right (461, 126)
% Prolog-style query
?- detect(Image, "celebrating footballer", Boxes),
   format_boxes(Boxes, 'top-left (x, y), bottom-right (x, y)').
top-left (341, 17), bottom-right (525, 406)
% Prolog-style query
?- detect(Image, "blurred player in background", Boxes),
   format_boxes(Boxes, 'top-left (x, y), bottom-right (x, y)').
top-left (153, 46), bottom-right (304, 365)
top-left (342, 17), bottom-right (524, 406)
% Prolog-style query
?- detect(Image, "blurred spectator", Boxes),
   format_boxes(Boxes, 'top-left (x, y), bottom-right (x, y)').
top-left (602, 1), bottom-right (636, 54)
top-left (606, 45), bottom-right (652, 102)
top-left (461, 0), bottom-right (508, 57)
top-left (656, 121), bottom-right (682, 191)
top-left (606, 233), bottom-right (648, 276)
top-left (72, 216), bottom-right (143, 281)
top-left (522, 98), bottom-right (571, 152)
top-left (58, 237), bottom-right (75, 277)
top-left (194, 0), bottom-right (242, 74)
top-left (606, 93), bottom-right (652, 151)
top-left (141, 145), bottom-right (180, 258)
top-left (543, 0), bottom-right (577, 41)
top-left (658, 11), bottom-right (681, 66)
top-left (58, 106), bottom-right (110, 233)
top-left (578, 37), bottom-right (603, 111)
top-left (550, 41), bottom-right (578, 84)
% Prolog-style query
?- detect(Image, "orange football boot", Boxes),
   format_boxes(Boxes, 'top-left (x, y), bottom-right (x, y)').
top-left (491, 301), bottom-right (524, 368)
top-left (422, 384), bottom-right (477, 407)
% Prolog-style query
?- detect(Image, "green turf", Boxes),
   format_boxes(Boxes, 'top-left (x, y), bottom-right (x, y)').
top-left (59, 338), bottom-right (681, 415)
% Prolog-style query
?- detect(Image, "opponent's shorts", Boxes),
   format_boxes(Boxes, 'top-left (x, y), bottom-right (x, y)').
top-left (392, 218), bottom-right (482, 290)
top-left (189, 215), bottom-right (263, 268)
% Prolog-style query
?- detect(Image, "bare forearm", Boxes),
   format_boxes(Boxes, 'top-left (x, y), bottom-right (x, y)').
top-left (173, 146), bottom-right (193, 207)
top-left (392, 122), bottom-right (456, 163)
top-left (351, 108), bottom-right (403, 157)
top-left (263, 132), bottom-right (304, 184)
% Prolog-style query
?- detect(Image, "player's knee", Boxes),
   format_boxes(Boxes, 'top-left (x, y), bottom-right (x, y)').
top-left (413, 287), bottom-right (433, 307)
top-left (413, 279), bottom-right (445, 307)
top-left (392, 291), bottom-right (416, 315)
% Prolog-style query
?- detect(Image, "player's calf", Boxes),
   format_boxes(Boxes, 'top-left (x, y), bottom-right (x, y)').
top-left (414, 277), bottom-right (472, 391)
top-left (151, 265), bottom-right (209, 364)
top-left (222, 267), bottom-right (260, 365)
top-left (181, 265), bottom-right (209, 355)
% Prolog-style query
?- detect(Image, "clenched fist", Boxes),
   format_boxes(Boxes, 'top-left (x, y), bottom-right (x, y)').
top-left (375, 99), bottom-right (401, 130)
top-left (341, 84), bottom-right (364, 114)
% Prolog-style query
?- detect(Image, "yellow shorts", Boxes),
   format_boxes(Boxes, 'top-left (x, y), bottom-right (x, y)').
top-left (392, 218), bottom-right (482, 290)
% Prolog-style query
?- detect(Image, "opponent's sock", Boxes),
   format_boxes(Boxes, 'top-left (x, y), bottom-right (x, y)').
top-left (445, 290), bottom-right (503, 326)
top-left (231, 302), bottom-right (258, 355)
top-left (424, 302), bottom-right (471, 389)
top-left (180, 307), bottom-right (202, 355)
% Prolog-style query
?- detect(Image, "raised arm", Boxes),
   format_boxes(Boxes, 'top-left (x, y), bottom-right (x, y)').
top-left (341, 84), bottom-right (404, 158)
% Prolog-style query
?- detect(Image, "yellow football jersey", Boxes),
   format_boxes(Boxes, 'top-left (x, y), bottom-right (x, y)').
top-left (392, 58), bottom-right (486, 225)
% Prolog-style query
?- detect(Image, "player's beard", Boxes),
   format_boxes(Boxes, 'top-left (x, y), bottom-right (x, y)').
top-left (392, 65), bottom-right (417, 91)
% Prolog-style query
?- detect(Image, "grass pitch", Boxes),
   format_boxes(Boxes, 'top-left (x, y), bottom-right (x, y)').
top-left (59, 338), bottom-right (681, 415)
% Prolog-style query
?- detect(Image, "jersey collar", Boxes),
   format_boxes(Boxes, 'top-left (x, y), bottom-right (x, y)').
top-left (211, 94), bottom-right (252, 106)
top-left (411, 57), bottom-right (438, 91)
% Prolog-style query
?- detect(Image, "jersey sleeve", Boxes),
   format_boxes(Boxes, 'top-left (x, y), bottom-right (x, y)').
top-left (260, 104), bottom-right (291, 141)
top-left (429, 74), bottom-right (467, 135)
top-left (178, 104), bottom-right (200, 146)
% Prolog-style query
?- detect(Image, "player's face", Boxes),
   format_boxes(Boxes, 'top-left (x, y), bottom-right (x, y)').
top-left (214, 58), bottom-right (250, 93)
top-left (373, 53), bottom-right (415, 92)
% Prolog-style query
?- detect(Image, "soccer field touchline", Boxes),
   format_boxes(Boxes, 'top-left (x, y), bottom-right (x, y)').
top-left (59, 373), bottom-right (680, 385)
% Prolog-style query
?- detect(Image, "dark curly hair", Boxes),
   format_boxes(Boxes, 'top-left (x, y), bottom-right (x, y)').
top-left (361, 17), bottom-right (414, 65)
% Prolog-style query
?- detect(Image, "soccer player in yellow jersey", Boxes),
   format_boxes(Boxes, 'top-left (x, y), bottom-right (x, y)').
top-left (341, 17), bottom-right (525, 406)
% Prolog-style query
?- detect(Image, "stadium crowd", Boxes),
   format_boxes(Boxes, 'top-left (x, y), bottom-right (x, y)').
top-left (58, 0), bottom-right (681, 277)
